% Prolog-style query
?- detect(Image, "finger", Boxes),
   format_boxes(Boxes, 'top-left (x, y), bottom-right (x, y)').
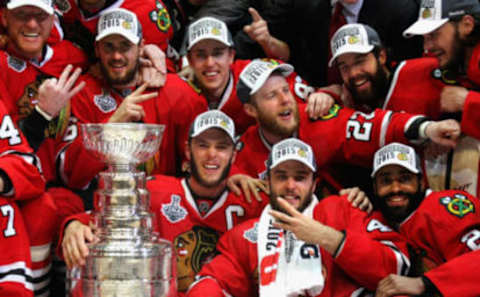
top-left (64, 67), bottom-right (82, 91)
top-left (276, 197), bottom-right (301, 217)
top-left (306, 97), bottom-right (316, 119)
top-left (241, 180), bottom-right (252, 203)
top-left (257, 180), bottom-right (269, 194)
top-left (367, 202), bottom-right (373, 214)
top-left (58, 64), bottom-right (73, 87)
top-left (131, 82), bottom-right (149, 97)
top-left (68, 81), bottom-right (86, 99)
top-left (248, 7), bottom-right (263, 22)
top-left (67, 240), bottom-right (83, 266)
top-left (132, 92), bottom-right (158, 103)
top-left (62, 245), bottom-right (72, 269)
top-left (139, 57), bottom-right (152, 67)
top-left (227, 178), bottom-right (242, 196)
top-left (247, 181), bottom-right (262, 202)
top-left (269, 208), bottom-right (293, 223)
top-left (243, 24), bottom-right (252, 34)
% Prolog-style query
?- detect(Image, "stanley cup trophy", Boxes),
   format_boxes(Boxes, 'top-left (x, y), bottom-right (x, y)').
top-left (68, 123), bottom-right (175, 297)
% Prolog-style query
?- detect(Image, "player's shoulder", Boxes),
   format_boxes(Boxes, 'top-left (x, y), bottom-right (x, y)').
top-left (147, 174), bottom-right (182, 193)
top-left (396, 57), bottom-right (439, 76)
top-left (417, 189), bottom-right (477, 221)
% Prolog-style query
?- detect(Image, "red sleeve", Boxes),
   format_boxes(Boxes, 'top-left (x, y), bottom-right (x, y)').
top-left (461, 91), bottom-right (480, 139)
top-left (187, 220), bottom-right (258, 297)
top-left (56, 212), bottom-right (91, 259)
top-left (0, 100), bottom-right (44, 200)
top-left (316, 197), bottom-right (410, 291)
top-left (0, 198), bottom-right (34, 297)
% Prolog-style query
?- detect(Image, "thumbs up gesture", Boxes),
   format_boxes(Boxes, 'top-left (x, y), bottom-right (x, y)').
top-left (243, 7), bottom-right (272, 47)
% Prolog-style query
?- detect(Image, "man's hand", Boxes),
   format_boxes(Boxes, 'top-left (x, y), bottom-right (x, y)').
top-left (339, 187), bottom-right (373, 213)
top-left (425, 119), bottom-right (461, 148)
top-left (108, 83), bottom-right (157, 123)
top-left (137, 44), bottom-right (167, 88)
top-left (375, 275), bottom-right (425, 297)
top-left (440, 86), bottom-right (468, 113)
top-left (243, 8), bottom-right (271, 49)
top-left (227, 174), bottom-right (269, 203)
top-left (306, 92), bottom-right (335, 120)
top-left (37, 64), bottom-right (85, 118)
top-left (61, 220), bottom-right (98, 269)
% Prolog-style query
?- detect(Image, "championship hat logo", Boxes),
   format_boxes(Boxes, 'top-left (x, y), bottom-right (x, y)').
top-left (347, 35), bottom-right (360, 45)
top-left (211, 27), bottom-right (221, 36)
top-left (422, 7), bottom-right (432, 19)
top-left (298, 149), bottom-right (307, 158)
top-left (122, 20), bottom-right (132, 30)
top-left (397, 153), bottom-right (408, 161)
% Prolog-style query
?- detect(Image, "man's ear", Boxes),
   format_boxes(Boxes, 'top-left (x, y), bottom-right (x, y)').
top-left (378, 48), bottom-right (387, 67)
top-left (459, 14), bottom-right (475, 37)
top-left (184, 140), bottom-right (191, 161)
top-left (243, 102), bottom-right (258, 119)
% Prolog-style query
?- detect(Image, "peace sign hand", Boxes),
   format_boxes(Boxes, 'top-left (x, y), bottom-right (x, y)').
top-left (108, 83), bottom-right (158, 123)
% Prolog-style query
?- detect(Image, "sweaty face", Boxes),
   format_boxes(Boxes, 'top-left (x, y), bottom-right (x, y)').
top-left (269, 160), bottom-right (315, 213)
top-left (187, 39), bottom-right (234, 100)
top-left (423, 22), bottom-right (464, 70)
top-left (189, 128), bottom-right (235, 188)
top-left (250, 75), bottom-right (299, 138)
top-left (337, 52), bottom-right (389, 108)
top-left (96, 34), bottom-right (140, 86)
top-left (374, 165), bottom-right (424, 223)
top-left (2, 6), bottom-right (53, 60)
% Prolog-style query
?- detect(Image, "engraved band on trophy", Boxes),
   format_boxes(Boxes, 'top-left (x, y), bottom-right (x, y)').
top-left (68, 123), bottom-right (174, 297)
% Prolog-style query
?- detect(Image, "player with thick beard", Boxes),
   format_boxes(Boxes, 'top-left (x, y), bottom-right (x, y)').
top-left (58, 110), bottom-right (269, 296)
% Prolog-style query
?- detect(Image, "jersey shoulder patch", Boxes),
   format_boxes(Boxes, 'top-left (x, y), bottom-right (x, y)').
top-left (439, 193), bottom-right (475, 218)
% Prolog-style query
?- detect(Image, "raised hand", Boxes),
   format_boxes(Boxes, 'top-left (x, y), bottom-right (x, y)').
top-left (37, 64), bottom-right (85, 118)
top-left (108, 83), bottom-right (157, 123)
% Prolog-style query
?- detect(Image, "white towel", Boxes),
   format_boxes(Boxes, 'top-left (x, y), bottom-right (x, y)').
top-left (257, 200), bottom-right (324, 297)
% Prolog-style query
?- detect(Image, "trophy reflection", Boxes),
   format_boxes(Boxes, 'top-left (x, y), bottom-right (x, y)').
top-left (68, 123), bottom-right (174, 297)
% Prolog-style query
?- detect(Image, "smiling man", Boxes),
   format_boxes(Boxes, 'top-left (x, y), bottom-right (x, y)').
top-left (186, 138), bottom-right (410, 297)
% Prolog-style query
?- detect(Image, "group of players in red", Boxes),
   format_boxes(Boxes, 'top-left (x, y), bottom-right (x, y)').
top-left (0, 0), bottom-right (478, 296)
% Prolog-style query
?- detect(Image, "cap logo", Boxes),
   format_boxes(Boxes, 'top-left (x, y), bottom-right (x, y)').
top-left (298, 149), bottom-right (307, 158)
top-left (332, 27), bottom-right (361, 53)
top-left (211, 27), bottom-right (221, 36)
top-left (422, 7), bottom-right (432, 18)
top-left (397, 153), bottom-right (408, 161)
top-left (122, 20), bottom-right (132, 29)
top-left (190, 20), bottom-right (224, 44)
top-left (99, 11), bottom-right (135, 32)
top-left (242, 62), bottom-right (271, 86)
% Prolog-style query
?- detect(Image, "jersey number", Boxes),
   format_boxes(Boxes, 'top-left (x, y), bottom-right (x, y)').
top-left (225, 205), bottom-right (245, 230)
top-left (0, 205), bottom-right (16, 237)
top-left (0, 115), bottom-right (21, 145)
top-left (346, 111), bottom-right (374, 141)
top-left (461, 229), bottom-right (480, 251)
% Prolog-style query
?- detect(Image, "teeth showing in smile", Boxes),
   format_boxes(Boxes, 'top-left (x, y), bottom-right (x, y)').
top-left (204, 164), bottom-right (219, 169)
top-left (23, 33), bottom-right (39, 37)
top-left (205, 71), bottom-right (218, 77)
top-left (279, 110), bottom-right (291, 116)
top-left (355, 79), bottom-right (367, 86)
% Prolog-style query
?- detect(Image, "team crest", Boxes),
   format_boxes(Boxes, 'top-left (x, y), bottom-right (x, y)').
top-left (320, 104), bottom-right (341, 120)
top-left (122, 20), bottom-right (132, 30)
top-left (422, 8), bottom-right (432, 19)
top-left (243, 223), bottom-right (258, 243)
top-left (94, 92), bottom-right (117, 113)
top-left (149, 0), bottom-right (171, 33)
top-left (397, 153), bottom-right (408, 161)
top-left (7, 55), bottom-right (26, 72)
top-left (347, 35), bottom-right (359, 45)
top-left (440, 194), bottom-right (475, 218)
top-left (162, 194), bottom-right (188, 223)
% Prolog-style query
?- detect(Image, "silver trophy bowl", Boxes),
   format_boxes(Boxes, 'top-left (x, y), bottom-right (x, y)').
top-left (68, 123), bottom-right (175, 297)
top-left (81, 123), bottom-right (165, 170)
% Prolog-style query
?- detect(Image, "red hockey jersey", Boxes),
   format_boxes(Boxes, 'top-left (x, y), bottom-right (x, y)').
top-left (186, 195), bottom-right (410, 297)
top-left (399, 189), bottom-right (480, 297)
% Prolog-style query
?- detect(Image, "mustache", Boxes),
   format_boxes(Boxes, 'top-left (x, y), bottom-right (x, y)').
top-left (380, 191), bottom-right (416, 202)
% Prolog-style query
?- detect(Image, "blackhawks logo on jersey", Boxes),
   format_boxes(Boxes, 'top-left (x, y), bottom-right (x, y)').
top-left (149, 0), bottom-right (171, 33)
top-left (440, 193), bottom-right (475, 218)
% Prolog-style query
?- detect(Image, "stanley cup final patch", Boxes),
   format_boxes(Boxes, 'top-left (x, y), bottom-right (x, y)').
top-left (7, 55), bottom-right (26, 72)
top-left (243, 223), bottom-right (258, 243)
top-left (94, 92), bottom-right (117, 113)
top-left (162, 194), bottom-right (188, 223)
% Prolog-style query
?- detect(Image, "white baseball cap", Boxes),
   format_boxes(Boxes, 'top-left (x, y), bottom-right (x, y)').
top-left (371, 143), bottom-right (422, 177)
top-left (189, 110), bottom-right (235, 142)
top-left (96, 8), bottom-right (143, 44)
top-left (237, 59), bottom-right (294, 103)
top-left (7, 0), bottom-right (54, 15)
top-left (185, 17), bottom-right (233, 51)
top-left (329, 23), bottom-right (382, 67)
top-left (403, 0), bottom-right (480, 38)
top-left (267, 138), bottom-right (317, 173)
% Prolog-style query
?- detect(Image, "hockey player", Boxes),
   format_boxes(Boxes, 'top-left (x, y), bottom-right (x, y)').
top-left (369, 143), bottom-right (480, 297)
top-left (59, 110), bottom-right (268, 296)
top-left (186, 138), bottom-right (410, 297)
top-left (233, 59), bottom-right (461, 190)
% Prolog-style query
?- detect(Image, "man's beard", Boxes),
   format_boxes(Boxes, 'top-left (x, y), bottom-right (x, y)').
top-left (375, 186), bottom-right (425, 224)
top-left (190, 154), bottom-right (233, 188)
top-left (443, 28), bottom-right (466, 74)
top-left (100, 58), bottom-right (139, 86)
top-left (257, 104), bottom-right (300, 138)
top-left (269, 185), bottom-right (314, 214)
top-left (347, 61), bottom-right (390, 109)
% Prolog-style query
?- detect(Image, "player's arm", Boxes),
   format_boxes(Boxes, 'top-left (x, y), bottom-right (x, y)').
top-left (453, 89), bottom-right (480, 139)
